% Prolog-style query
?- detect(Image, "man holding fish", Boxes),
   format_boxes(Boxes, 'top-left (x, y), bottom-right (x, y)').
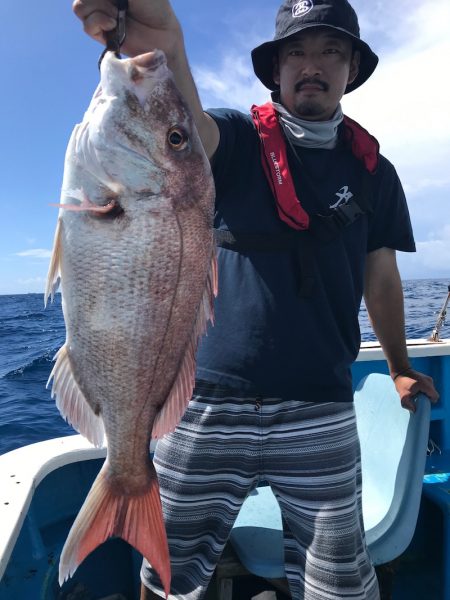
top-left (71, 0), bottom-right (439, 598)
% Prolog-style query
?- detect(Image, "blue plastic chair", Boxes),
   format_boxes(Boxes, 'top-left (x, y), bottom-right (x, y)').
top-left (354, 373), bottom-right (431, 564)
top-left (230, 373), bottom-right (431, 577)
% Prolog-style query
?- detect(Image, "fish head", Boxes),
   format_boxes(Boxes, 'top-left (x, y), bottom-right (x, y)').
top-left (62, 50), bottom-right (213, 219)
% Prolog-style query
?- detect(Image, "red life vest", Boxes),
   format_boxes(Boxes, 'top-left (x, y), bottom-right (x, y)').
top-left (250, 102), bottom-right (380, 231)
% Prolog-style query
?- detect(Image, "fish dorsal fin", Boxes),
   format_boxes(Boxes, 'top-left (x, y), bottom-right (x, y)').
top-left (45, 218), bottom-right (62, 306)
top-left (47, 344), bottom-right (105, 447)
top-left (152, 253), bottom-right (218, 439)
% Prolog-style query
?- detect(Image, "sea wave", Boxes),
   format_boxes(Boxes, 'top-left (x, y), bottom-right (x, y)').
top-left (2, 349), bottom-right (59, 380)
top-left (0, 311), bottom-right (51, 322)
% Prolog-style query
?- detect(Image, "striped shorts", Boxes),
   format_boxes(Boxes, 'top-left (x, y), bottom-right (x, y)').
top-left (141, 381), bottom-right (380, 600)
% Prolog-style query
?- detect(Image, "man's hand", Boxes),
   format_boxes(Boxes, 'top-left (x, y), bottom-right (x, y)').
top-left (392, 368), bottom-right (439, 413)
top-left (72, 0), bottom-right (182, 59)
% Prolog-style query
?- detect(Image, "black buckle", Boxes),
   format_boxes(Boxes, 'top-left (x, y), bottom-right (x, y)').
top-left (333, 201), bottom-right (365, 227)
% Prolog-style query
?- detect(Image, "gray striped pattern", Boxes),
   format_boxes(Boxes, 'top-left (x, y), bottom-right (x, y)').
top-left (141, 381), bottom-right (380, 600)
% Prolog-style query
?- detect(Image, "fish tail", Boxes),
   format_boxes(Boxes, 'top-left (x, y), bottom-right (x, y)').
top-left (58, 463), bottom-right (171, 598)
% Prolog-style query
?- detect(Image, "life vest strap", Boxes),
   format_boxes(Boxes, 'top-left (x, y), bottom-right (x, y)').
top-left (214, 229), bottom-right (316, 297)
top-left (214, 169), bottom-right (374, 298)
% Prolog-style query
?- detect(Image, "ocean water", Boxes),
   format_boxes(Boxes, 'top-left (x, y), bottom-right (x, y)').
top-left (0, 280), bottom-right (449, 456)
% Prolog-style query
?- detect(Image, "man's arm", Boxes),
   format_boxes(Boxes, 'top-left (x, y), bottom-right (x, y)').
top-left (363, 247), bottom-right (439, 411)
top-left (72, 0), bottom-right (219, 159)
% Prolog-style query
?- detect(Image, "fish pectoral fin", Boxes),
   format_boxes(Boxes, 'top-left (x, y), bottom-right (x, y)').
top-left (47, 344), bottom-right (105, 448)
top-left (152, 252), bottom-right (217, 439)
top-left (58, 463), bottom-right (171, 598)
top-left (45, 218), bottom-right (62, 306)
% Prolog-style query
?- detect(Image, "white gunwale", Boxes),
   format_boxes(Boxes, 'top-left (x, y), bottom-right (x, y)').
top-left (0, 435), bottom-right (106, 580)
top-left (358, 338), bottom-right (450, 361)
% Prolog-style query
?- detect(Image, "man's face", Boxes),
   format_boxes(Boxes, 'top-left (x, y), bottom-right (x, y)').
top-left (273, 27), bottom-right (360, 120)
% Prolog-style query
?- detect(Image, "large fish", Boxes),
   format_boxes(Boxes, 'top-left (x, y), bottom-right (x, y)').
top-left (45, 50), bottom-right (217, 596)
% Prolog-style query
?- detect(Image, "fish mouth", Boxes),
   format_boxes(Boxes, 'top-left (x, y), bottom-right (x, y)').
top-left (102, 49), bottom-right (167, 79)
top-left (127, 50), bottom-right (167, 86)
top-left (100, 50), bottom-right (169, 102)
top-left (130, 50), bottom-right (167, 72)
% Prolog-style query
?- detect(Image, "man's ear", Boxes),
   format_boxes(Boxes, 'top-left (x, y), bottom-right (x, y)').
top-left (348, 49), bottom-right (360, 86)
top-left (273, 54), bottom-right (280, 86)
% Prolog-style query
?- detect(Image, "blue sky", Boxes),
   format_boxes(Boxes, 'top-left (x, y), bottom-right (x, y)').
top-left (1, 0), bottom-right (449, 295)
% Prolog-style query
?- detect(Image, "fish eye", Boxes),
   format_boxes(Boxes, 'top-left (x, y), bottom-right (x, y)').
top-left (167, 126), bottom-right (189, 151)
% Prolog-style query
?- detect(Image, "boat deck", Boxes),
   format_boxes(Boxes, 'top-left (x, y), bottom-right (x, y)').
top-left (0, 449), bottom-right (445, 600)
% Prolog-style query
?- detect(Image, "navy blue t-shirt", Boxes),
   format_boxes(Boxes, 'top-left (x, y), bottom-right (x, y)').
top-left (196, 108), bottom-right (415, 402)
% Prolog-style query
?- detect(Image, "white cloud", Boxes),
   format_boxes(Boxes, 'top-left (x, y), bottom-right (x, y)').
top-left (403, 178), bottom-right (450, 199)
top-left (16, 249), bottom-right (52, 259)
top-left (343, 39), bottom-right (450, 174)
top-left (398, 225), bottom-right (450, 279)
top-left (15, 276), bottom-right (47, 287)
top-left (0, 276), bottom-right (47, 295)
top-left (339, 0), bottom-right (450, 218)
top-left (195, 55), bottom-right (269, 112)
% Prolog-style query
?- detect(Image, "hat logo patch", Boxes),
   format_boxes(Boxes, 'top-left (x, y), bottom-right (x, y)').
top-left (292, 0), bottom-right (313, 18)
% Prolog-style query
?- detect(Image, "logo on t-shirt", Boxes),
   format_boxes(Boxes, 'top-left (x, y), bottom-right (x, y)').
top-left (329, 186), bottom-right (354, 209)
top-left (292, 1), bottom-right (313, 18)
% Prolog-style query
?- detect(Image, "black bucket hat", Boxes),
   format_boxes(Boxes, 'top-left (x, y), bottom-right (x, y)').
top-left (251, 0), bottom-right (379, 94)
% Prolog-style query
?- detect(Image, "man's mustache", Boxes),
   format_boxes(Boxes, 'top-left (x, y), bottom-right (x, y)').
top-left (295, 78), bottom-right (329, 92)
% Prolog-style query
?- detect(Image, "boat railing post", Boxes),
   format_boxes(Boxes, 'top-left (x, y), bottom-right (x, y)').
top-left (429, 284), bottom-right (450, 343)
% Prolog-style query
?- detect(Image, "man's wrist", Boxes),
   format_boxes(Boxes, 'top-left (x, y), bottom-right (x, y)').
top-left (391, 366), bottom-right (414, 381)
